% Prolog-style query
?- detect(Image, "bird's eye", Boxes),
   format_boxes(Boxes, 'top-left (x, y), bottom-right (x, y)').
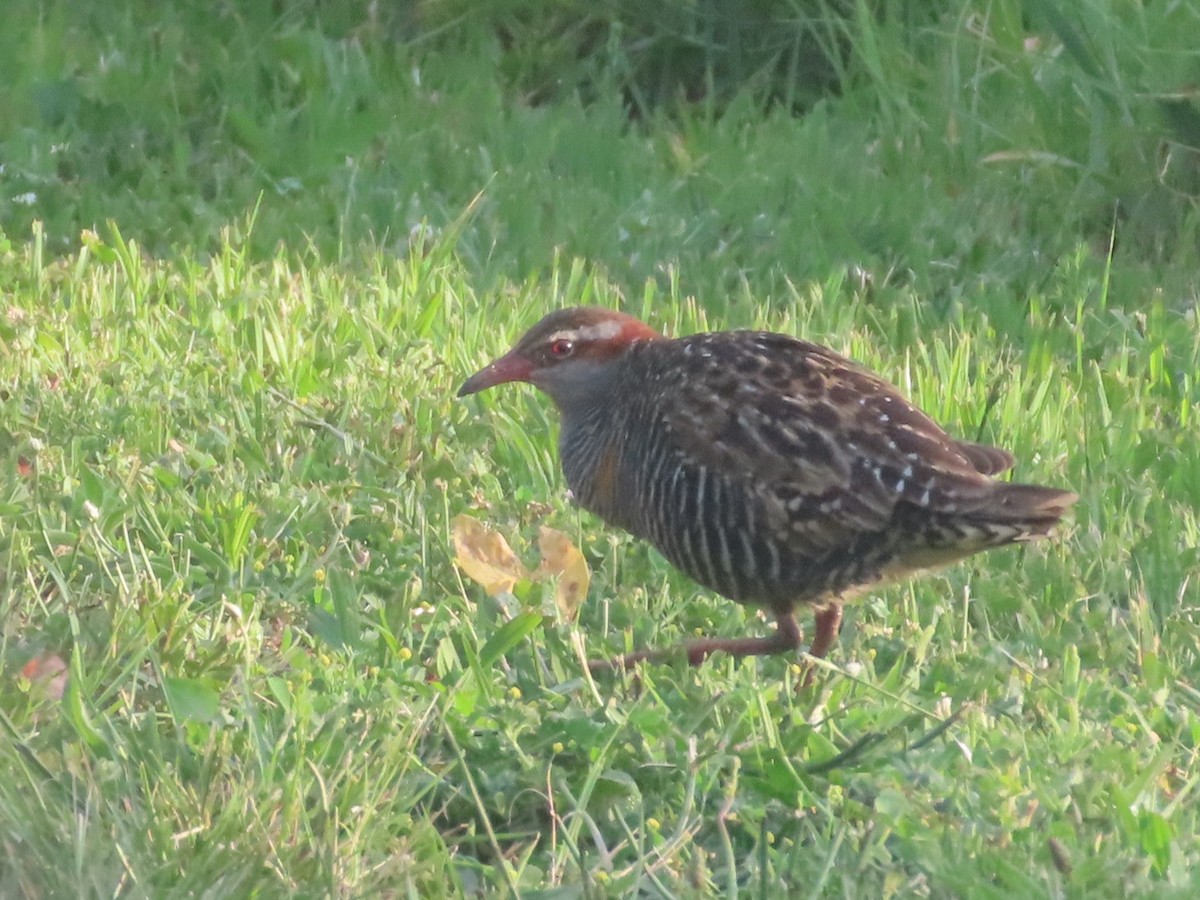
top-left (549, 339), bottom-right (575, 358)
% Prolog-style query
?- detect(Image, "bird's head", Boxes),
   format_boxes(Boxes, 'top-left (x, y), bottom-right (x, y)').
top-left (457, 307), bottom-right (662, 409)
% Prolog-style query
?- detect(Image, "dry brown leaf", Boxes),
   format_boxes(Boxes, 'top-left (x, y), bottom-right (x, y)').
top-left (451, 514), bottom-right (531, 595)
top-left (537, 526), bottom-right (591, 623)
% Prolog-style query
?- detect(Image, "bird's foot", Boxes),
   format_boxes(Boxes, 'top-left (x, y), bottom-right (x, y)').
top-left (587, 608), bottom-right (811, 674)
top-left (585, 605), bottom-right (843, 689)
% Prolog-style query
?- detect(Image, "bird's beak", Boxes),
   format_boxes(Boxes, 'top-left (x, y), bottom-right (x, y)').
top-left (457, 350), bottom-right (534, 397)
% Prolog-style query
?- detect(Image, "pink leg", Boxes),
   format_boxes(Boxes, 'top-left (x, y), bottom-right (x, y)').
top-left (588, 608), bottom-right (804, 673)
top-left (807, 604), bottom-right (843, 661)
top-left (799, 604), bottom-right (843, 687)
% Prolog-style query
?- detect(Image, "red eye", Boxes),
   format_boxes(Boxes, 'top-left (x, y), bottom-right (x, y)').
top-left (549, 339), bottom-right (575, 358)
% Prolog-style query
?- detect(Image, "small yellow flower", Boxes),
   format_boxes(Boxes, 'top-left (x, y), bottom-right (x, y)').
top-left (314, 568), bottom-right (326, 584)
top-left (398, 647), bottom-right (413, 661)
top-left (552, 742), bottom-right (564, 754)
top-left (646, 818), bottom-right (661, 831)
top-left (508, 686), bottom-right (522, 700)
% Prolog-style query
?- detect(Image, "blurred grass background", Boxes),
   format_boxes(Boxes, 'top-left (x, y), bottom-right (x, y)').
top-left (4, 1), bottom-right (1199, 300)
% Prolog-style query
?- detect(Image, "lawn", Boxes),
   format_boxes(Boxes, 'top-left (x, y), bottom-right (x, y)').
top-left (2, 1), bottom-right (1198, 896)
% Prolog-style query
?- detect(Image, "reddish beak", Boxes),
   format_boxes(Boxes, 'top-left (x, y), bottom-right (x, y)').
top-left (457, 350), bottom-right (534, 397)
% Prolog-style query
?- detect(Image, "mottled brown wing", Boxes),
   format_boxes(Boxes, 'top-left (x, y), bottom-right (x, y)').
top-left (955, 440), bottom-right (1015, 476)
top-left (659, 331), bottom-right (999, 554)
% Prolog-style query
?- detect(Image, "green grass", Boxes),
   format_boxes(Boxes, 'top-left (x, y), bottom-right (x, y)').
top-left (2, 1), bottom-right (1199, 896)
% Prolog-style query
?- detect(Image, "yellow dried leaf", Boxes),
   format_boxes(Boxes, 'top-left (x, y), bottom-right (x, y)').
top-left (451, 514), bottom-right (531, 595)
top-left (537, 526), bottom-right (590, 623)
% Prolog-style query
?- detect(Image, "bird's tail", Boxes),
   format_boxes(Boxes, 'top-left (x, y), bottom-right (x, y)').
top-left (981, 482), bottom-right (1079, 539)
top-left (886, 480), bottom-right (1076, 575)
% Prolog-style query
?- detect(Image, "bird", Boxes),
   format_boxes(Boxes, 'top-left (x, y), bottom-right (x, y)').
top-left (457, 306), bottom-right (1077, 680)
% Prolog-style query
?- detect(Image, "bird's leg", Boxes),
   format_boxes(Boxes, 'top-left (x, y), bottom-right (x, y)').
top-left (807, 604), bottom-right (843, 661)
top-left (798, 603), bottom-right (843, 687)
top-left (587, 608), bottom-right (804, 672)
